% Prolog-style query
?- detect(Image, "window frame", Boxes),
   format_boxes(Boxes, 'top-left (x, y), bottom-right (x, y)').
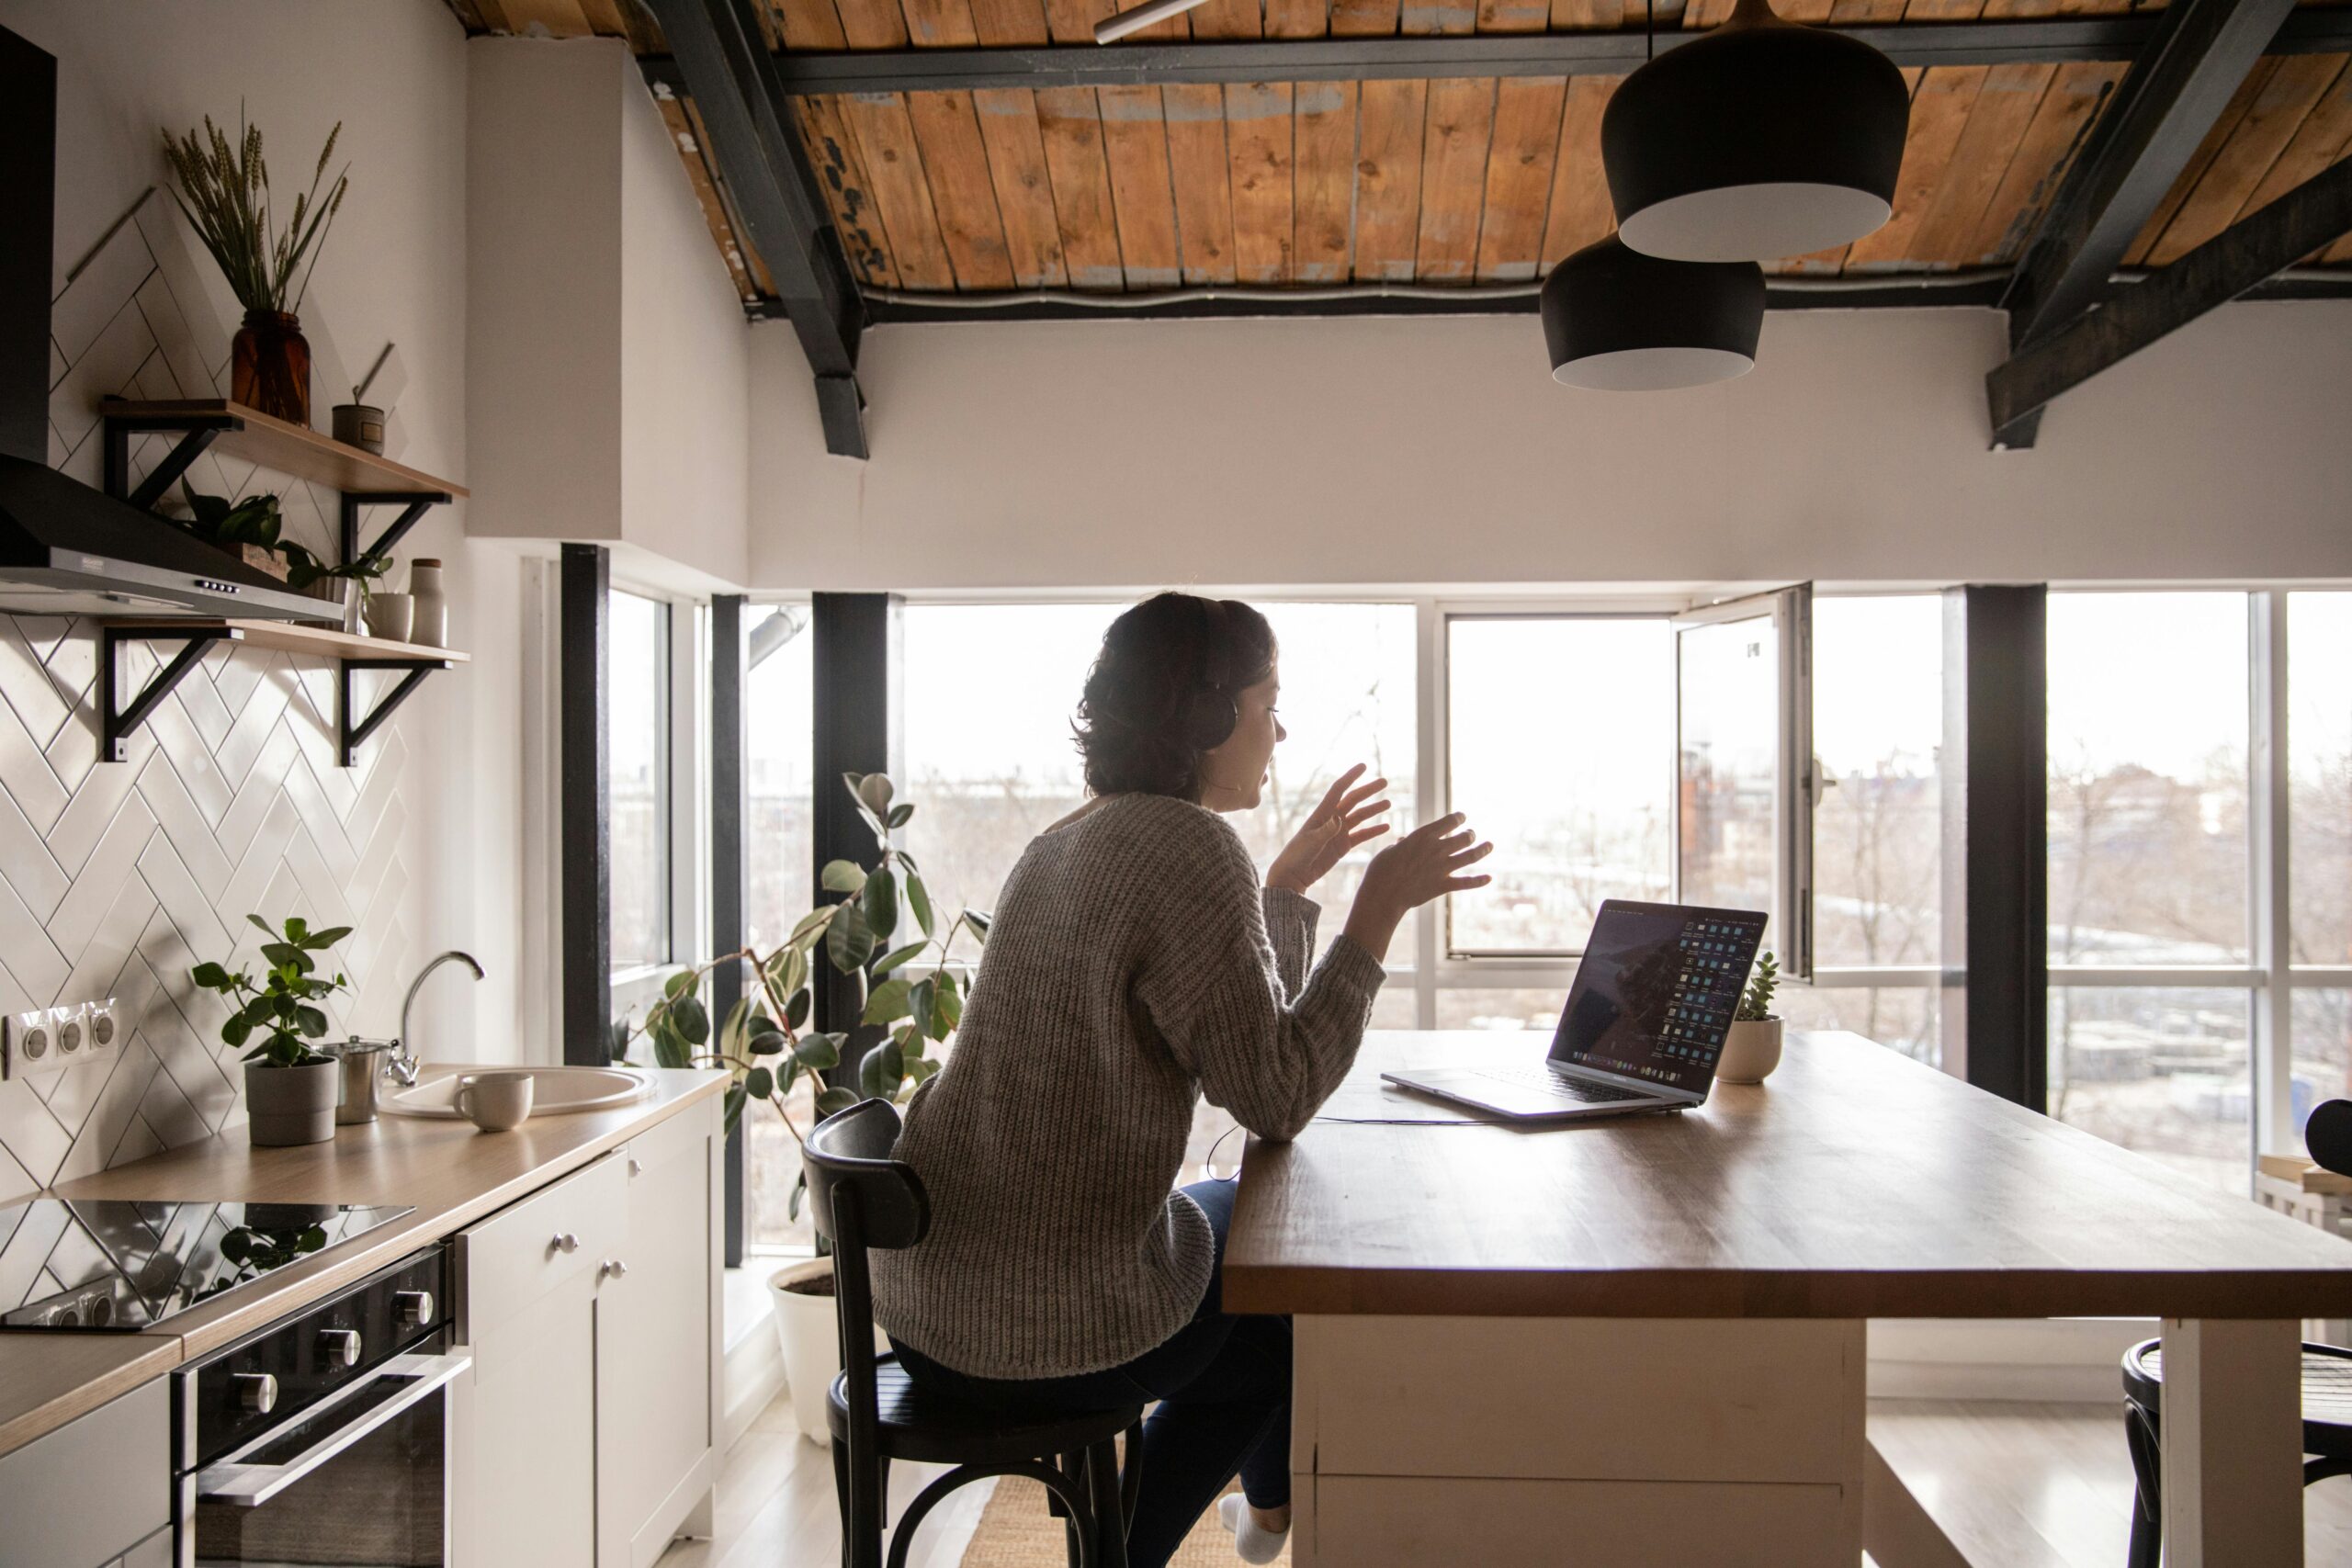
top-left (607, 583), bottom-right (705, 1016)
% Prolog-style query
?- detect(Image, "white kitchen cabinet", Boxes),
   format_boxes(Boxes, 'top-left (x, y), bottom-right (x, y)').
top-left (452, 1093), bottom-right (720, 1568)
top-left (0, 1381), bottom-right (168, 1568)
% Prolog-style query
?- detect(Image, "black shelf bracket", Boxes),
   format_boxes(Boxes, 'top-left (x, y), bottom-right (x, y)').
top-left (341, 491), bottom-right (450, 569)
top-left (99, 404), bottom-right (240, 512)
top-left (100, 625), bottom-right (237, 763)
top-left (338, 658), bottom-right (448, 767)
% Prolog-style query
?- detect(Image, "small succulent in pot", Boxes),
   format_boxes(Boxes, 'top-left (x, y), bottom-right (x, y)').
top-left (193, 915), bottom-right (354, 1145)
top-left (1720, 949), bottom-right (1784, 1086)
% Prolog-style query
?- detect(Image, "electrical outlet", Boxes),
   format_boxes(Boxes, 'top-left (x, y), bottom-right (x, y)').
top-left (89, 997), bottom-right (118, 1049)
top-left (1, 1001), bottom-right (124, 1079)
top-left (3, 1010), bottom-right (50, 1079)
top-left (55, 1005), bottom-right (84, 1057)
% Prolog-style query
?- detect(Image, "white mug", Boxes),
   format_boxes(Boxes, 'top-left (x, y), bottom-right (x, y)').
top-left (455, 1071), bottom-right (534, 1132)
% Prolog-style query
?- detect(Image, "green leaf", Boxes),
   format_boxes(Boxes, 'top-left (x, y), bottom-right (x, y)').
top-left (747, 1029), bottom-right (786, 1056)
top-left (854, 772), bottom-right (894, 817)
top-left (651, 1021), bottom-right (691, 1070)
top-left (873, 940), bottom-right (929, 977)
top-left (862, 864), bottom-right (899, 942)
top-left (787, 906), bottom-right (835, 948)
top-left (745, 1066), bottom-right (774, 1100)
top-left (776, 1057), bottom-right (800, 1094)
top-left (285, 916), bottom-right (309, 942)
top-left (721, 1082), bottom-right (747, 1136)
top-left (858, 1040), bottom-right (904, 1100)
top-left (863, 976), bottom-right (913, 1027)
top-left (814, 1086), bottom-right (858, 1118)
top-left (260, 942), bottom-right (311, 973)
top-left (908, 978), bottom-right (935, 1041)
top-left (246, 914), bottom-right (275, 937)
top-left (797, 1033), bottom-right (842, 1070)
top-left (192, 961), bottom-right (233, 989)
top-left (241, 995), bottom-right (278, 1026)
top-left (787, 1170), bottom-right (805, 1221)
top-left (903, 1055), bottom-right (941, 1090)
top-left (820, 859), bottom-right (868, 894)
top-left (673, 995), bottom-right (710, 1046)
top-left (294, 1005), bottom-right (328, 1038)
top-left (770, 946), bottom-right (808, 1003)
top-left (720, 995), bottom-right (751, 1061)
top-left (906, 874), bottom-right (934, 939)
top-left (967, 908), bottom-right (992, 944)
top-left (302, 925), bottom-right (351, 950)
top-left (665, 969), bottom-right (698, 1000)
top-left (222, 1014), bottom-right (252, 1048)
top-left (784, 987), bottom-right (811, 1030)
top-left (826, 899), bottom-right (875, 975)
top-left (887, 802), bottom-right (914, 828)
top-left (935, 971), bottom-right (963, 1032)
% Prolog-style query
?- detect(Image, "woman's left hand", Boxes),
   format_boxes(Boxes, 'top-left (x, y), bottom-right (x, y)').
top-left (1266, 763), bottom-right (1392, 897)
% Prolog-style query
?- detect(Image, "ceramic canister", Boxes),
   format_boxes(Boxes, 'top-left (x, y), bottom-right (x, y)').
top-left (409, 558), bottom-right (447, 649)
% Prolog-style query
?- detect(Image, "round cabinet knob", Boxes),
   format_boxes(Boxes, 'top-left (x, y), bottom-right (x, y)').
top-left (553, 1232), bottom-right (580, 1255)
top-left (232, 1372), bottom-right (278, 1416)
top-left (599, 1258), bottom-right (629, 1281)
top-left (628, 1157), bottom-right (642, 1178)
top-left (318, 1328), bottom-right (363, 1367)
top-left (392, 1290), bottom-right (434, 1328)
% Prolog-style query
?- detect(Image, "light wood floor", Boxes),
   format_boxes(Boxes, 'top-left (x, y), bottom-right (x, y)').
top-left (660, 1393), bottom-right (2352, 1566)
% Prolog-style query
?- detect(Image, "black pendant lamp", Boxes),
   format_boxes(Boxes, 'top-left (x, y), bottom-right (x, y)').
top-left (1602, 0), bottom-right (1908, 263)
top-left (1540, 235), bottom-right (1765, 391)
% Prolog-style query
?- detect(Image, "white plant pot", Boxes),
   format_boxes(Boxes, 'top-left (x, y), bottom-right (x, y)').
top-left (772, 1258), bottom-right (843, 1446)
top-left (1718, 1017), bottom-right (1784, 1084)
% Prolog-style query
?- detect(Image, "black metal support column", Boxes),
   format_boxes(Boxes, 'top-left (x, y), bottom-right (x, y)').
top-left (711, 594), bottom-right (748, 1266)
top-left (561, 544), bottom-right (613, 1067)
top-left (1953, 586), bottom-right (2047, 1109)
top-left (810, 593), bottom-right (902, 1084)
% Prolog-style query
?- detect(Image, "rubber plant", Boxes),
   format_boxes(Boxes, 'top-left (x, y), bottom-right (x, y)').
top-left (191, 915), bottom-right (353, 1067)
top-left (621, 773), bottom-right (989, 1222)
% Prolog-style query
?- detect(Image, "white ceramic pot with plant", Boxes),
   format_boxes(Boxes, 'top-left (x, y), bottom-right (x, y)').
top-left (616, 773), bottom-right (985, 1444)
top-left (1718, 950), bottom-right (1783, 1085)
top-left (192, 915), bottom-right (355, 1146)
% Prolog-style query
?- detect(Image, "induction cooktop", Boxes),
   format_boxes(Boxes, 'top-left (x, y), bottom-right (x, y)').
top-left (0, 1199), bottom-right (413, 1330)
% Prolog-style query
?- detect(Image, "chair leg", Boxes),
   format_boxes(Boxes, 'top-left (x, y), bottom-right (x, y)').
top-left (1057, 1452), bottom-right (1084, 1568)
top-left (2122, 1402), bottom-right (2161, 1568)
top-left (1119, 1420), bottom-right (1144, 1542)
top-left (1086, 1438), bottom-right (1130, 1568)
top-left (831, 1438), bottom-right (856, 1568)
top-left (842, 1438), bottom-right (886, 1568)
top-left (2306, 1454), bottom-right (2352, 1486)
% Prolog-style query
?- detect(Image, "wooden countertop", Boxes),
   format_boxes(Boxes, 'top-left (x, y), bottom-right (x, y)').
top-left (0, 1066), bottom-right (726, 1458)
top-left (1224, 1032), bottom-right (2352, 1320)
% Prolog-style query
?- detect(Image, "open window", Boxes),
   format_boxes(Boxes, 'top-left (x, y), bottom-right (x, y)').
top-left (1675, 585), bottom-right (1814, 980)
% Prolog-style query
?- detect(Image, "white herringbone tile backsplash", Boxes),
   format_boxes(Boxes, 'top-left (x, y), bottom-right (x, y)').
top-left (0, 194), bottom-right (418, 1201)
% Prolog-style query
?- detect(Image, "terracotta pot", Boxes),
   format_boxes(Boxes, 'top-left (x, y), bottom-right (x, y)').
top-left (232, 310), bottom-right (311, 425)
top-left (1718, 1017), bottom-right (1784, 1084)
top-left (244, 1057), bottom-right (343, 1146)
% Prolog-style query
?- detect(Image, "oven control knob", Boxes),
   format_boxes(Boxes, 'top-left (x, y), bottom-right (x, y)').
top-left (393, 1290), bottom-right (434, 1328)
top-left (318, 1328), bottom-right (363, 1367)
top-left (232, 1372), bottom-right (278, 1416)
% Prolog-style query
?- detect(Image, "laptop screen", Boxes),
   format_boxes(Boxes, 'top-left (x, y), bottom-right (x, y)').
top-left (1549, 900), bottom-right (1769, 1097)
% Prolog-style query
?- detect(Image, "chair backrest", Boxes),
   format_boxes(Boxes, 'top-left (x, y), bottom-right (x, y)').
top-left (804, 1098), bottom-right (931, 1460)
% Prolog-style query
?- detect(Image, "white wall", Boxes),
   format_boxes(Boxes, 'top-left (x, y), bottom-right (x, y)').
top-left (469, 37), bottom-right (750, 592)
top-left (0, 0), bottom-right (523, 1127)
top-left (748, 300), bottom-right (2352, 592)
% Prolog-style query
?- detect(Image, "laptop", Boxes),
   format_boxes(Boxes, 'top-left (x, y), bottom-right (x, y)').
top-left (1382, 899), bottom-right (1768, 1122)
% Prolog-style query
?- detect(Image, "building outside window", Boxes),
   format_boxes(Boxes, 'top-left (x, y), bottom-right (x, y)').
top-left (742, 604), bottom-right (814, 1250)
top-left (2290, 592), bottom-right (2352, 1134)
top-left (609, 588), bottom-right (672, 974)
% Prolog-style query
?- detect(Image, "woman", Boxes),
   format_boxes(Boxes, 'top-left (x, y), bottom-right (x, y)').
top-left (874, 592), bottom-right (1489, 1566)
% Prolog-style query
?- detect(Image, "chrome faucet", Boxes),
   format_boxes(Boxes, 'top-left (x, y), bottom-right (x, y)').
top-left (390, 951), bottom-right (485, 1086)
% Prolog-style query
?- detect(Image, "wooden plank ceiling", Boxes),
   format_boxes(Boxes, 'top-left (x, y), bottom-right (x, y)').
top-left (452, 0), bottom-right (2352, 301)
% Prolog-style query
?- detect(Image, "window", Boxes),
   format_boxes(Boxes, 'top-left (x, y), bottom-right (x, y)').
top-left (2293, 989), bottom-right (2352, 1141)
top-left (1445, 617), bottom-right (1674, 955)
top-left (609, 589), bottom-right (672, 973)
top-left (743, 604), bottom-right (815, 1253)
top-left (2047, 592), bottom-right (2253, 1192)
top-left (2290, 592), bottom-right (2352, 971)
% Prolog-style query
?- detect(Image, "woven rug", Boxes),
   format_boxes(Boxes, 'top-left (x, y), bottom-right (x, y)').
top-left (959, 1478), bottom-right (1288, 1567)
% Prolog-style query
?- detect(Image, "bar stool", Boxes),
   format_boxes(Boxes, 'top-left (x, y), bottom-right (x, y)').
top-left (806, 1098), bottom-right (1145, 1568)
top-left (2120, 1336), bottom-right (2352, 1568)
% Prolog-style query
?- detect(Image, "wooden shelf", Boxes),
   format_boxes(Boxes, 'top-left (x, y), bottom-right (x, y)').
top-left (102, 400), bottom-right (467, 500)
top-left (100, 618), bottom-right (470, 666)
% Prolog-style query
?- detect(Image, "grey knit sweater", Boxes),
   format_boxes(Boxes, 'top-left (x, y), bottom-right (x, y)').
top-left (871, 792), bottom-right (1386, 1379)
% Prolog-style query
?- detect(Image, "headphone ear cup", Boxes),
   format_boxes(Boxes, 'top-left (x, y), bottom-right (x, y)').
top-left (1185, 688), bottom-right (1238, 751)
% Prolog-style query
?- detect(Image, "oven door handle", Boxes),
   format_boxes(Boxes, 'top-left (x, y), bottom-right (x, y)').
top-left (193, 1348), bottom-right (471, 1508)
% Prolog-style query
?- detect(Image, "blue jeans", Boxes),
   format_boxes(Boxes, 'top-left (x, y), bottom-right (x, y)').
top-left (891, 1179), bottom-right (1291, 1568)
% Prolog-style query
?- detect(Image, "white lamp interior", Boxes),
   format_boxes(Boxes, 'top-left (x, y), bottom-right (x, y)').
top-left (1550, 345), bottom-right (1757, 392)
top-left (1617, 182), bottom-right (1894, 265)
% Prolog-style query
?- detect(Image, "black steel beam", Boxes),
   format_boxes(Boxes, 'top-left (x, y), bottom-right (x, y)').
top-left (1993, 0), bottom-right (2296, 446)
top-left (561, 543), bottom-right (613, 1066)
top-left (1957, 585), bottom-right (2047, 1111)
top-left (1990, 155), bottom-right (2352, 436)
top-left (636, 9), bottom-right (2352, 97)
top-left (810, 593), bottom-right (901, 1087)
top-left (639, 0), bottom-right (871, 458)
top-left (711, 593), bottom-right (748, 1268)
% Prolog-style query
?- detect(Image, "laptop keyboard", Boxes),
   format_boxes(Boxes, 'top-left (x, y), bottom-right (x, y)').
top-left (1478, 1066), bottom-right (1654, 1104)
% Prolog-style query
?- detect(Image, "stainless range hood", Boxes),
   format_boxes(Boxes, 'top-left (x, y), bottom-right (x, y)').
top-left (0, 28), bottom-right (325, 624)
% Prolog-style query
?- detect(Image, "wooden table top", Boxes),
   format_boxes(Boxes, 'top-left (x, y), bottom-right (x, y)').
top-left (0, 1066), bottom-right (725, 1458)
top-left (1222, 1032), bottom-right (2352, 1320)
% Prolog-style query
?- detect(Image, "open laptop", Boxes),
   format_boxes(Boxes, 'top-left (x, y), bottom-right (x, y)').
top-left (1383, 899), bottom-right (1768, 1122)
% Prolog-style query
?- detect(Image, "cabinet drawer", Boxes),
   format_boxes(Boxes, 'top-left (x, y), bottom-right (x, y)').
top-left (458, 1154), bottom-right (626, 1337)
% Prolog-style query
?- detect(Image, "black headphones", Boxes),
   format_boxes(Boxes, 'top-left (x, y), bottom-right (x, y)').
top-left (1181, 600), bottom-right (1241, 751)
top-left (2310, 1100), bottom-right (2352, 1179)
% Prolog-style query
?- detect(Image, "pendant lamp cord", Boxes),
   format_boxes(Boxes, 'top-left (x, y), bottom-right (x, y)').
top-left (1645, 0), bottom-right (1653, 60)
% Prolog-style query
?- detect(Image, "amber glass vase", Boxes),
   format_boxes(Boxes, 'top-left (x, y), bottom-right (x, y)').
top-left (232, 310), bottom-right (311, 425)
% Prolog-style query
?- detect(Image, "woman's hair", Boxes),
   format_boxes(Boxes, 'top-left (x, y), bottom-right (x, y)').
top-left (1074, 592), bottom-right (1277, 801)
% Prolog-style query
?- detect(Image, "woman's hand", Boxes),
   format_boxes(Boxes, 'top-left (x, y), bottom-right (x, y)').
top-left (1341, 812), bottom-right (1493, 962)
top-left (1265, 763), bottom-right (1391, 897)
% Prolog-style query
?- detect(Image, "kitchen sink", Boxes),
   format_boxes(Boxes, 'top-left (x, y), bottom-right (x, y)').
top-left (380, 1064), bottom-right (657, 1119)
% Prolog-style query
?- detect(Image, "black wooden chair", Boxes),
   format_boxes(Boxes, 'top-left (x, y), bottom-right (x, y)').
top-left (2120, 1336), bottom-right (2352, 1568)
top-left (806, 1098), bottom-right (1146, 1568)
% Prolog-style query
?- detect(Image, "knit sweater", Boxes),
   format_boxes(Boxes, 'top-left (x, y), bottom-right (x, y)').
top-left (871, 792), bottom-right (1386, 1379)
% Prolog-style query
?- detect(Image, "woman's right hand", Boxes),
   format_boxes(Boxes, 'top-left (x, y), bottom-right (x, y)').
top-left (1342, 812), bottom-right (1492, 962)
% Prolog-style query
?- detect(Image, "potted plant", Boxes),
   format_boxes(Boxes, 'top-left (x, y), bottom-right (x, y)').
top-left (1719, 950), bottom-right (1783, 1084)
top-left (171, 481), bottom-right (367, 616)
top-left (163, 114), bottom-right (349, 425)
top-left (193, 916), bottom-right (354, 1145)
top-left (620, 772), bottom-right (984, 1442)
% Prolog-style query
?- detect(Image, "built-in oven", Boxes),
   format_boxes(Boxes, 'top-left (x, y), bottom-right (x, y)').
top-left (174, 1243), bottom-right (468, 1567)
